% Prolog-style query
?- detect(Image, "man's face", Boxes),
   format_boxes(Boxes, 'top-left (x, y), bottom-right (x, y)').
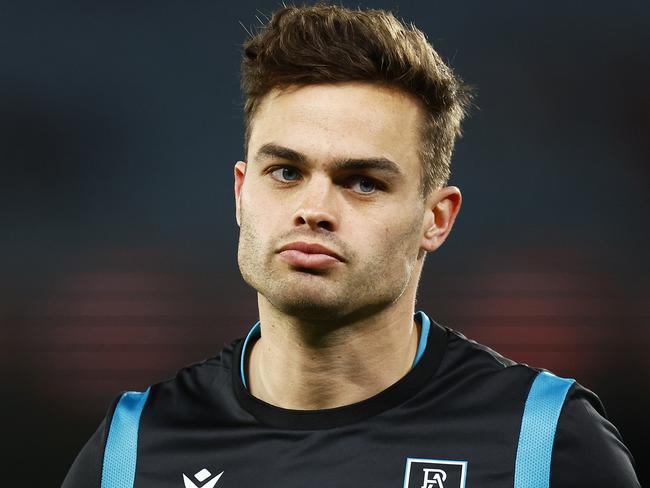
top-left (235, 82), bottom-right (436, 321)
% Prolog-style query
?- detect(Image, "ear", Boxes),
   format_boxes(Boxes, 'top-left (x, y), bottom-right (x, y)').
top-left (234, 161), bottom-right (247, 227)
top-left (421, 186), bottom-right (462, 253)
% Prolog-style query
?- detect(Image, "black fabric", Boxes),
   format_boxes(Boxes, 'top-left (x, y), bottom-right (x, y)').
top-left (62, 394), bottom-right (120, 488)
top-left (61, 318), bottom-right (641, 488)
top-left (551, 384), bottom-right (640, 487)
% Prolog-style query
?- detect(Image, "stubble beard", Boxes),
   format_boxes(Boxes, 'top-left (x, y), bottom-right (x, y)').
top-left (236, 206), bottom-right (422, 323)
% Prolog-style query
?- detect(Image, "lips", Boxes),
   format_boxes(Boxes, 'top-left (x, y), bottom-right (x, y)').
top-left (277, 241), bottom-right (345, 270)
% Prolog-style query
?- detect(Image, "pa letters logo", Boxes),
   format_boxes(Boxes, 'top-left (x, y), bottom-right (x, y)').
top-left (403, 458), bottom-right (467, 488)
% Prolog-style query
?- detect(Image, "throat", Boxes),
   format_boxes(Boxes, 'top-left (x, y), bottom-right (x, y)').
top-left (244, 317), bottom-right (422, 410)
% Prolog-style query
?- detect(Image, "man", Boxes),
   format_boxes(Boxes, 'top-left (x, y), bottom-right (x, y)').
top-left (63, 5), bottom-right (640, 488)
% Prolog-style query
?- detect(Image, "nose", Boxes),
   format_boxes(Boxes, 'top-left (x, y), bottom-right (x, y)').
top-left (292, 176), bottom-right (339, 232)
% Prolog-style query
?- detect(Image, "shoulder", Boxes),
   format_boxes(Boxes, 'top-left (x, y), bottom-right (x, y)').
top-left (437, 324), bottom-right (640, 486)
top-left (551, 382), bottom-right (641, 487)
top-left (126, 337), bottom-right (243, 427)
top-left (423, 324), bottom-right (543, 433)
top-left (444, 326), bottom-right (519, 369)
top-left (437, 325), bottom-right (539, 391)
top-left (147, 338), bottom-right (239, 406)
top-left (61, 396), bottom-right (120, 488)
top-left (61, 338), bottom-right (242, 487)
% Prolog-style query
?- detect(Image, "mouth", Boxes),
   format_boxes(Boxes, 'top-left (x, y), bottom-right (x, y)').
top-left (277, 241), bottom-right (345, 270)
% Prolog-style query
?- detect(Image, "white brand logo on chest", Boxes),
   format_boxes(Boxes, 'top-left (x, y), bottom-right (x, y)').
top-left (182, 468), bottom-right (224, 488)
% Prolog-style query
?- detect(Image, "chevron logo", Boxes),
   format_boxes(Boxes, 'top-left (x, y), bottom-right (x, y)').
top-left (182, 468), bottom-right (224, 488)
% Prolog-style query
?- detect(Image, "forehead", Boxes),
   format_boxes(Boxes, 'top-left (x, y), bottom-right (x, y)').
top-left (248, 82), bottom-right (424, 174)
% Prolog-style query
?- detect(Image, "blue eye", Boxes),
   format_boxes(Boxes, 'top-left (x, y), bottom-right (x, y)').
top-left (271, 167), bottom-right (300, 182)
top-left (353, 177), bottom-right (377, 194)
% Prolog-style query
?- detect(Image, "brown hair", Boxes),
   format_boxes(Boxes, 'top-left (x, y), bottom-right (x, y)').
top-left (240, 4), bottom-right (473, 194)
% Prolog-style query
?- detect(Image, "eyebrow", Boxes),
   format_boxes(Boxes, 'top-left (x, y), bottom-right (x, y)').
top-left (255, 143), bottom-right (403, 176)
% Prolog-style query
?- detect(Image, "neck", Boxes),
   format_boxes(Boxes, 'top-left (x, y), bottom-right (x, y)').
top-left (246, 296), bottom-right (420, 410)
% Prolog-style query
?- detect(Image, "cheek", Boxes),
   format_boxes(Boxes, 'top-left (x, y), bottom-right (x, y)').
top-left (385, 215), bottom-right (423, 258)
top-left (241, 186), bottom-right (272, 225)
top-left (360, 222), bottom-right (418, 267)
top-left (240, 198), bottom-right (282, 254)
top-left (243, 181), bottom-right (290, 222)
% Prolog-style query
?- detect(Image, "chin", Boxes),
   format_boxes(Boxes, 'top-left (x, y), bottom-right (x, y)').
top-left (270, 294), bottom-right (346, 321)
top-left (267, 291), bottom-right (395, 326)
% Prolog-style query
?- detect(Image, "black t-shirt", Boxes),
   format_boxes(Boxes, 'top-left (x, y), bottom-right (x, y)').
top-left (62, 312), bottom-right (640, 488)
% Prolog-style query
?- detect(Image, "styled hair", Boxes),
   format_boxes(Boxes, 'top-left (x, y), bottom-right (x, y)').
top-left (241, 4), bottom-right (473, 194)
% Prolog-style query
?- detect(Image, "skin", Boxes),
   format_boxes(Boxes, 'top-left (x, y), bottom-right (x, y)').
top-left (234, 82), bottom-right (462, 410)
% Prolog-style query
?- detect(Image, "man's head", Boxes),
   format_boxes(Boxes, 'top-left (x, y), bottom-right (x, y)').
top-left (234, 5), bottom-right (469, 322)
top-left (240, 4), bottom-right (472, 195)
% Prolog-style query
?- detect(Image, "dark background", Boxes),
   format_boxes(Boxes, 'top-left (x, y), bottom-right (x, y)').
top-left (1, 0), bottom-right (648, 485)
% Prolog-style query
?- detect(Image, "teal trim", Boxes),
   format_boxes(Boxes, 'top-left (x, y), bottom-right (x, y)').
top-left (240, 321), bottom-right (261, 389)
top-left (514, 371), bottom-right (575, 488)
top-left (101, 387), bottom-right (151, 488)
top-left (412, 311), bottom-right (431, 367)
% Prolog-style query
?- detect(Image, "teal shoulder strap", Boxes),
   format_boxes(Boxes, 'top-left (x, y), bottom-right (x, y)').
top-left (101, 387), bottom-right (151, 488)
top-left (514, 371), bottom-right (574, 488)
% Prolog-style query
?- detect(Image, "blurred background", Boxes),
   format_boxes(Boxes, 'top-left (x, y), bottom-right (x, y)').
top-left (0, 0), bottom-right (648, 484)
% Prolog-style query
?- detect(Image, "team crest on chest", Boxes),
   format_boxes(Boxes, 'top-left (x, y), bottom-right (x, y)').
top-left (402, 458), bottom-right (467, 488)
